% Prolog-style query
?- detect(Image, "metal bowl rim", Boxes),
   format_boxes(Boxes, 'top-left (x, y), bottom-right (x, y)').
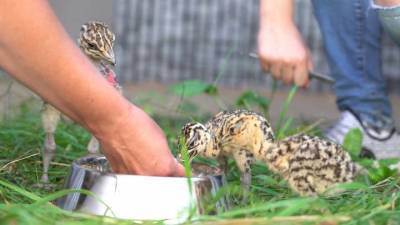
top-left (71, 155), bottom-right (223, 181)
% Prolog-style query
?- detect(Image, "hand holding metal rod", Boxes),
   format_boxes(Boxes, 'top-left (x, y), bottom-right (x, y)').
top-left (248, 52), bottom-right (335, 85)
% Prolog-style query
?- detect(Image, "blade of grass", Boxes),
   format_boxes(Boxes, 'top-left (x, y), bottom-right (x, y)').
top-left (0, 179), bottom-right (42, 202)
top-left (276, 85), bottom-right (298, 137)
top-left (277, 117), bottom-right (293, 140)
top-left (0, 153), bottom-right (40, 172)
top-left (217, 197), bottom-right (319, 218)
top-left (296, 118), bottom-right (324, 135)
top-left (195, 215), bottom-right (351, 225)
top-left (213, 46), bottom-right (235, 86)
top-left (178, 136), bottom-right (198, 220)
top-left (31, 189), bottom-right (117, 218)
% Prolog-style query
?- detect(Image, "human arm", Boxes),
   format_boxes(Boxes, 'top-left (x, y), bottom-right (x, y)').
top-left (257, 0), bottom-right (313, 87)
top-left (0, 0), bottom-right (184, 176)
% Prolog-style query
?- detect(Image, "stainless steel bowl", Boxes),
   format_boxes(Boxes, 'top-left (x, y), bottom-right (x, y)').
top-left (57, 155), bottom-right (229, 221)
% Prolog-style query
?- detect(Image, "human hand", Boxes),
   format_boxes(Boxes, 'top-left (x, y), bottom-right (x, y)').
top-left (257, 21), bottom-right (313, 87)
top-left (97, 104), bottom-right (185, 176)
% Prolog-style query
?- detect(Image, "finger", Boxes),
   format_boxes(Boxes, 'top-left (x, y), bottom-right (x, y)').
top-left (174, 162), bottom-right (186, 177)
top-left (257, 54), bottom-right (270, 72)
top-left (305, 56), bottom-right (313, 88)
top-left (270, 63), bottom-right (283, 80)
top-left (293, 62), bottom-right (309, 88)
top-left (259, 60), bottom-right (270, 73)
top-left (305, 55), bottom-right (314, 88)
top-left (281, 64), bottom-right (295, 85)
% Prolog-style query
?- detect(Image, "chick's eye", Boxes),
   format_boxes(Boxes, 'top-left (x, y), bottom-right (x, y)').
top-left (87, 43), bottom-right (96, 49)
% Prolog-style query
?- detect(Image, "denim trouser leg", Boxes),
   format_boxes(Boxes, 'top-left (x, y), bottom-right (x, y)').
top-left (311, 0), bottom-right (392, 125)
top-left (372, 1), bottom-right (400, 45)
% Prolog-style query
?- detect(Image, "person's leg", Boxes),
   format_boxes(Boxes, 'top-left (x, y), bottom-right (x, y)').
top-left (311, 0), bottom-right (400, 159)
top-left (312, 0), bottom-right (391, 123)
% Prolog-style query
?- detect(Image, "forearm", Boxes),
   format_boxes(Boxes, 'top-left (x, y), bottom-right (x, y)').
top-left (0, 0), bottom-right (129, 135)
top-left (259, 0), bottom-right (295, 28)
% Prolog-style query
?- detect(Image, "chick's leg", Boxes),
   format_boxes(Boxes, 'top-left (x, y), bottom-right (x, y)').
top-left (87, 135), bottom-right (100, 154)
top-left (232, 149), bottom-right (254, 202)
top-left (39, 103), bottom-right (60, 186)
top-left (217, 156), bottom-right (233, 209)
top-left (217, 157), bottom-right (228, 175)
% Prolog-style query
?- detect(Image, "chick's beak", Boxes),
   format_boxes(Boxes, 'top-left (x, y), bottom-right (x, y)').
top-left (104, 50), bottom-right (116, 66)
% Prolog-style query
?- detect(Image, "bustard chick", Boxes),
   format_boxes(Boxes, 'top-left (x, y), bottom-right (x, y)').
top-left (39, 21), bottom-right (119, 187)
top-left (264, 134), bottom-right (358, 196)
top-left (179, 109), bottom-right (275, 195)
top-left (179, 110), bottom-right (358, 196)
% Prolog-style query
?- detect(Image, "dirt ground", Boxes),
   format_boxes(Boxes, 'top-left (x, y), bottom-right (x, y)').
top-left (1, 79), bottom-right (400, 129)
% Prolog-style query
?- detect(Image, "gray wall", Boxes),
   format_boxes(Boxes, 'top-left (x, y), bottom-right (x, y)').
top-left (48, 1), bottom-right (400, 94)
top-left (113, 0), bottom-right (400, 93)
top-left (49, 0), bottom-right (113, 40)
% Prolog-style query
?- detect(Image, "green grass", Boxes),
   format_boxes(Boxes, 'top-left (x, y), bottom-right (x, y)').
top-left (1, 93), bottom-right (400, 225)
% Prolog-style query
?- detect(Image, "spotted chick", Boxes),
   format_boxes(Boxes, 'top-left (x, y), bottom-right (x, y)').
top-left (179, 109), bottom-right (359, 197)
top-left (179, 109), bottom-right (275, 196)
top-left (264, 134), bottom-right (358, 195)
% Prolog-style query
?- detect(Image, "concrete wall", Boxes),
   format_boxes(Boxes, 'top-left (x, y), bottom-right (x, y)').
top-left (49, 0), bottom-right (113, 39)
top-left (113, 0), bottom-right (400, 94)
top-left (2, 1), bottom-right (400, 94)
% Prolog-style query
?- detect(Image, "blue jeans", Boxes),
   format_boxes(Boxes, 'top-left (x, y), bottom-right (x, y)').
top-left (312, 0), bottom-right (394, 128)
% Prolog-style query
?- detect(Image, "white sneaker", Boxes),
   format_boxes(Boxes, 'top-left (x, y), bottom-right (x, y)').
top-left (325, 110), bottom-right (400, 159)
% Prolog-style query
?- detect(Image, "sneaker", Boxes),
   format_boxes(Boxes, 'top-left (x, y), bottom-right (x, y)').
top-left (325, 110), bottom-right (400, 159)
